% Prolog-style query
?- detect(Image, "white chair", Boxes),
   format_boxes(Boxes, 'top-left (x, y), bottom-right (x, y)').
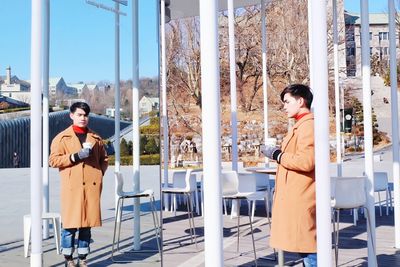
top-left (162, 169), bottom-right (198, 247)
top-left (111, 172), bottom-right (161, 262)
top-left (23, 213), bottom-right (61, 257)
top-left (222, 170), bottom-right (263, 266)
top-left (237, 173), bottom-right (271, 222)
top-left (374, 172), bottom-right (392, 216)
top-left (331, 176), bottom-right (377, 267)
top-left (170, 169), bottom-right (200, 216)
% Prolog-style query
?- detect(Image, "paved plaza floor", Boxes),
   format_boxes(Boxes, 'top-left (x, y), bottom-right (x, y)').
top-left (1, 155), bottom-right (400, 266)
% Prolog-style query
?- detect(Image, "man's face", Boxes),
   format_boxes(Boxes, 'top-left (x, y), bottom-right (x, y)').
top-left (70, 108), bottom-right (89, 127)
top-left (283, 93), bottom-right (303, 118)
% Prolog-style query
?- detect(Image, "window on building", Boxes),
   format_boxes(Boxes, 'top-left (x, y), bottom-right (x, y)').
top-left (379, 32), bottom-right (389, 41)
top-left (346, 33), bottom-right (355, 41)
top-left (346, 47), bottom-right (355, 56)
top-left (380, 47), bottom-right (389, 56)
top-left (369, 32), bottom-right (372, 40)
top-left (370, 47), bottom-right (373, 55)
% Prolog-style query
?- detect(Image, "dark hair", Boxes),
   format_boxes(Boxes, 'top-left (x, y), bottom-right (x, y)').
top-left (280, 84), bottom-right (313, 109)
top-left (70, 102), bottom-right (90, 115)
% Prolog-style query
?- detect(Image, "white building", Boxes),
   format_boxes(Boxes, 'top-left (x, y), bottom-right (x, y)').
top-left (345, 12), bottom-right (399, 76)
top-left (0, 66), bottom-right (31, 103)
top-left (68, 83), bottom-right (88, 95)
top-left (86, 84), bottom-right (99, 91)
top-left (49, 77), bottom-right (77, 96)
top-left (139, 96), bottom-right (159, 115)
top-left (105, 107), bottom-right (123, 118)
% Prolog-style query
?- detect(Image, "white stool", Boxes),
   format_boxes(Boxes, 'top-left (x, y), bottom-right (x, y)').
top-left (24, 212), bottom-right (61, 257)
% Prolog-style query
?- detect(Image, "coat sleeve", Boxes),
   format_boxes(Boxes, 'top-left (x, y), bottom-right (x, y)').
top-left (98, 140), bottom-right (109, 175)
top-left (49, 135), bottom-right (74, 168)
top-left (279, 120), bottom-right (315, 172)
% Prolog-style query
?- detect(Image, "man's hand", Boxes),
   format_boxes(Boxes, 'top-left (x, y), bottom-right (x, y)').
top-left (261, 145), bottom-right (283, 162)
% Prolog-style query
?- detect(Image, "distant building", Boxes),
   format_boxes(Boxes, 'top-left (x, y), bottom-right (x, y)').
top-left (105, 108), bottom-right (123, 118)
top-left (0, 66), bottom-right (31, 103)
top-left (68, 83), bottom-right (88, 95)
top-left (55, 98), bottom-right (87, 108)
top-left (49, 77), bottom-right (77, 96)
top-left (0, 95), bottom-right (29, 110)
top-left (345, 12), bottom-right (399, 76)
top-left (86, 84), bottom-right (99, 91)
top-left (139, 96), bottom-right (159, 115)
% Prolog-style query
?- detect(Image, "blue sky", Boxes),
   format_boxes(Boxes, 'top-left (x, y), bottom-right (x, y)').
top-left (344, 0), bottom-right (390, 13)
top-left (0, 0), bottom-right (159, 83)
top-left (0, 1), bottom-right (389, 84)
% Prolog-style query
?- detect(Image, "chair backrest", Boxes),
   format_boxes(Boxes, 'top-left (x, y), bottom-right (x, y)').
top-left (238, 173), bottom-right (257, 193)
top-left (184, 169), bottom-right (195, 191)
top-left (374, 172), bottom-right (388, 192)
top-left (331, 176), bottom-right (366, 209)
top-left (222, 171), bottom-right (239, 196)
top-left (172, 169), bottom-right (195, 192)
top-left (172, 170), bottom-right (186, 187)
top-left (115, 172), bottom-right (124, 197)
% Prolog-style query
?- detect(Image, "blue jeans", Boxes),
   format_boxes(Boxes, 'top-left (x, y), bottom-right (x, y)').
top-left (61, 227), bottom-right (91, 256)
top-left (299, 253), bottom-right (317, 267)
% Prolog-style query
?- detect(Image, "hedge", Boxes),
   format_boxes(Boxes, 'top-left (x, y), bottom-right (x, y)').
top-left (140, 124), bottom-right (159, 134)
top-left (108, 154), bottom-right (160, 165)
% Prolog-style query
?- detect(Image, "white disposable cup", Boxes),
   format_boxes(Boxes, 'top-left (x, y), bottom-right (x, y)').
top-left (265, 137), bottom-right (277, 147)
top-left (83, 142), bottom-right (92, 149)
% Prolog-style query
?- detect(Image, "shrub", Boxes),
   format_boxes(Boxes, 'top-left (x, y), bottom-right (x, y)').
top-left (140, 124), bottom-right (159, 135)
top-left (144, 137), bottom-right (160, 154)
top-left (108, 154), bottom-right (160, 165)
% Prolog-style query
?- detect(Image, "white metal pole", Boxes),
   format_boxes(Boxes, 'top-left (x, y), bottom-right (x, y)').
top-left (309, 1), bottom-right (332, 266)
top-left (261, 0), bottom-right (269, 166)
top-left (114, 0), bottom-right (121, 217)
top-left (227, 0), bottom-right (238, 172)
top-left (161, 0), bottom-right (170, 211)
top-left (332, 0), bottom-right (342, 176)
top-left (389, 0), bottom-right (400, 249)
top-left (42, 0), bottom-right (50, 239)
top-left (31, 0), bottom-right (43, 265)
top-left (132, 0), bottom-right (141, 250)
top-left (199, 0), bottom-right (223, 266)
top-left (360, 1), bottom-right (376, 266)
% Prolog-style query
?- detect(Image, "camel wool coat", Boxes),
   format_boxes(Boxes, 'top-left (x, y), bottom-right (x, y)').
top-left (49, 126), bottom-right (108, 228)
top-left (270, 113), bottom-right (316, 253)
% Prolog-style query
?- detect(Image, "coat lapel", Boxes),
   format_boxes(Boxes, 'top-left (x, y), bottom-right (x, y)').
top-left (64, 126), bottom-right (83, 152)
top-left (281, 113), bottom-right (314, 152)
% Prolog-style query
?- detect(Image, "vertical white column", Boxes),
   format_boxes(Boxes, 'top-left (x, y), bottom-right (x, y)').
top-left (132, 0), bottom-right (141, 250)
top-left (332, 0), bottom-right (342, 176)
top-left (114, 1), bottom-right (121, 216)
top-left (42, 0), bottom-right (50, 239)
top-left (31, 0), bottom-right (43, 265)
top-left (227, 0), bottom-right (238, 172)
top-left (360, 1), bottom-right (376, 266)
top-left (309, 1), bottom-right (332, 266)
top-left (389, 0), bottom-right (400, 249)
top-left (261, 0), bottom-right (269, 166)
top-left (161, 0), bottom-right (170, 210)
top-left (199, 0), bottom-right (223, 266)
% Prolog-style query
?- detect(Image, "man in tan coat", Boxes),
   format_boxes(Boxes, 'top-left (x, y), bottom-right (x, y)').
top-left (49, 102), bottom-right (108, 267)
top-left (262, 84), bottom-right (316, 267)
